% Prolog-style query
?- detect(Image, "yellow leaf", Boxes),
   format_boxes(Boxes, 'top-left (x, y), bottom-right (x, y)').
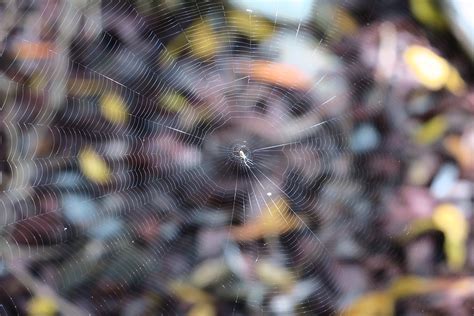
top-left (231, 197), bottom-right (299, 241)
top-left (445, 240), bottom-right (466, 270)
top-left (404, 46), bottom-right (451, 90)
top-left (100, 92), bottom-right (128, 124)
top-left (433, 203), bottom-right (468, 270)
top-left (414, 115), bottom-right (447, 145)
top-left (334, 8), bottom-right (359, 36)
top-left (444, 136), bottom-right (474, 170)
top-left (262, 198), bottom-right (298, 233)
top-left (342, 292), bottom-right (394, 316)
top-left (169, 282), bottom-right (212, 305)
top-left (256, 261), bottom-right (294, 290)
top-left (161, 92), bottom-right (189, 113)
top-left (79, 147), bottom-right (110, 184)
top-left (399, 218), bottom-right (435, 242)
top-left (433, 204), bottom-right (468, 242)
top-left (27, 296), bottom-right (57, 316)
top-left (188, 21), bottom-right (219, 59)
top-left (410, 0), bottom-right (446, 29)
top-left (188, 303), bottom-right (216, 316)
top-left (190, 259), bottom-right (229, 288)
top-left (228, 11), bottom-right (274, 41)
top-left (389, 276), bottom-right (433, 298)
top-left (165, 20), bottom-right (221, 60)
top-left (445, 68), bottom-right (466, 95)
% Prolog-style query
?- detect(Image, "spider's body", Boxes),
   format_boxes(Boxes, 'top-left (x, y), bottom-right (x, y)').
top-left (239, 150), bottom-right (253, 168)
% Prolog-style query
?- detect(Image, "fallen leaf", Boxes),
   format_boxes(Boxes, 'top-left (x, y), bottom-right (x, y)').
top-left (256, 260), bottom-right (294, 290)
top-left (79, 147), bottom-right (111, 184)
top-left (15, 41), bottom-right (54, 60)
top-left (188, 302), bottom-right (216, 316)
top-left (228, 11), bottom-right (274, 41)
top-left (250, 61), bottom-right (312, 90)
top-left (432, 203), bottom-right (468, 270)
top-left (27, 296), bottom-right (57, 316)
top-left (100, 92), bottom-right (128, 124)
top-left (342, 291), bottom-right (393, 316)
top-left (169, 282), bottom-right (212, 305)
top-left (414, 115), bottom-right (447, 145)
top-left (231, 197), bottom-right (300, 241)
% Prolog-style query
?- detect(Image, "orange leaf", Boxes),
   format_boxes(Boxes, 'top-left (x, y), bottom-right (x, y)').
top-left (250, 61), bottom-right (312, 90)
top-left (15, 41), bottom-right (54, 60)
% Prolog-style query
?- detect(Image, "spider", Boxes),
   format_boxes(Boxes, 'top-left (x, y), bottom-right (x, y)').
top-left (239, 150), bottom-right (253, 168)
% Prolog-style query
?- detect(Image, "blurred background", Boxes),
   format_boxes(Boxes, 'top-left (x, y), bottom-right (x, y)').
top-left (0, 0), bottom-right (473, 315)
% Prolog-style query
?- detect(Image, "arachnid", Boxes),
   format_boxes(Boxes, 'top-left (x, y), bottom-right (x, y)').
top-left (239, 150), bottom-right (253, 168)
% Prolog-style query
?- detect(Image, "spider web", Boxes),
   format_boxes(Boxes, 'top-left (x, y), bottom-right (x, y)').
top-left (0, 0), bottom-right (393, 314)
